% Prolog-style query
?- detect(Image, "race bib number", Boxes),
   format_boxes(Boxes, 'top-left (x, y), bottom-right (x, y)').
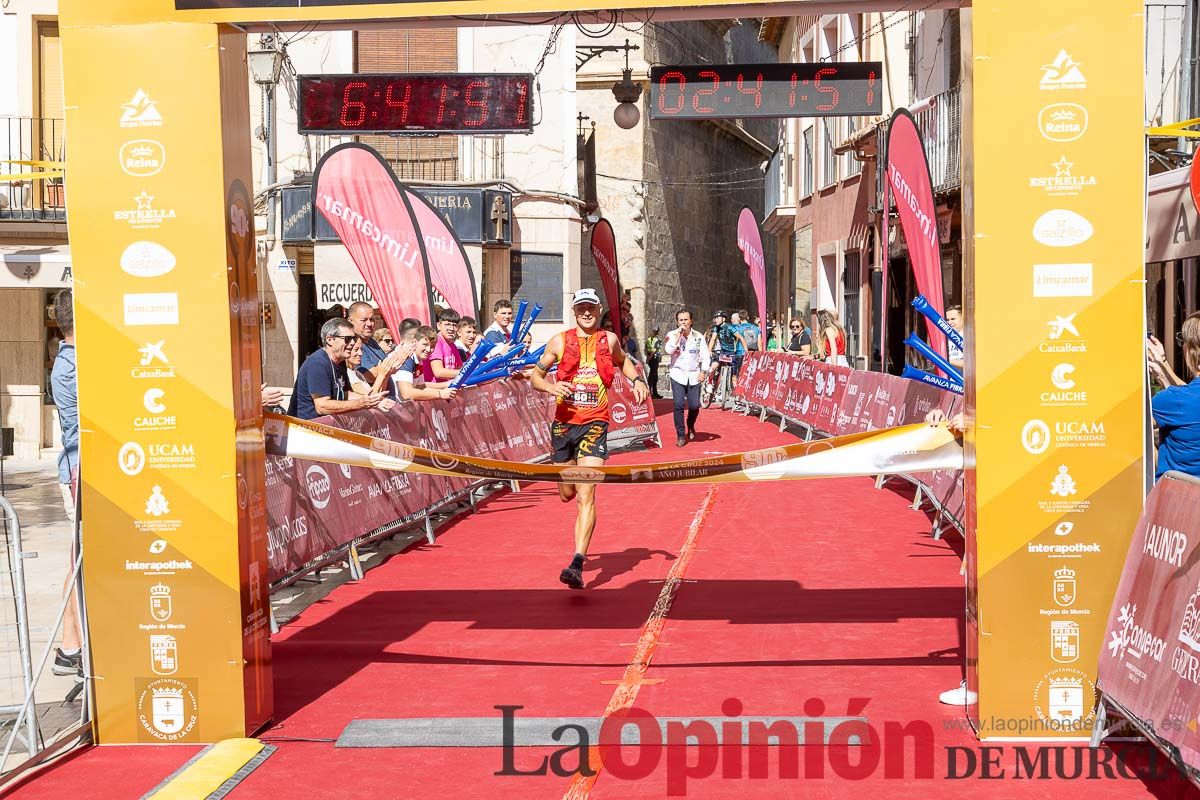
top-left (570, 382), bottom-right (601, 408)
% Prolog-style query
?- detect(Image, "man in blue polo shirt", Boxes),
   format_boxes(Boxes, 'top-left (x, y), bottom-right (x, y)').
top-left (288, 318), bottom-right (382, 420)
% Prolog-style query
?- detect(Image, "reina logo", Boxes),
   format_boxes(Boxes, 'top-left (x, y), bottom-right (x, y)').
top-left (119, 140), bottom-right (166, 177)
top-left (1038, 104), bottom-right (1088, 143)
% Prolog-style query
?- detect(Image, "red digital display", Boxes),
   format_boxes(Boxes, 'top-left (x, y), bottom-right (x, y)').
top-left (297, 73), bottom-right (534, 134)
top-left (649, 63), bottom-right (882, 120)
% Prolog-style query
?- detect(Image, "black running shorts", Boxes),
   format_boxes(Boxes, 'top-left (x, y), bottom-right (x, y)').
top-left (550, 420), bottom-right (609, 463)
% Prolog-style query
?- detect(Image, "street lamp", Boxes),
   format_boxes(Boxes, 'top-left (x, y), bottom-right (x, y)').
top-left (247, 47), bottom-right (284, 86)
top-left (611, 40), bottom-right (642, 130)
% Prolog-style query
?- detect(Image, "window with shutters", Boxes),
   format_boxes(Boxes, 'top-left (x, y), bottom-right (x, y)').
top-left (355, 29), bottom-right (459, 181)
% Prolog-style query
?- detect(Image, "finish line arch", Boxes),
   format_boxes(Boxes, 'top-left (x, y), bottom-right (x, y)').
top-left (57, 0), bottom-right (1145, 744)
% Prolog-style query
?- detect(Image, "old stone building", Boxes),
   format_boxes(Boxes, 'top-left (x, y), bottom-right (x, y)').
top-left (577, 21), bottom-right (777, 346)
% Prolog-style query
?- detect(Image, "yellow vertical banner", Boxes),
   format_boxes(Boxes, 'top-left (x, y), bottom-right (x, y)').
top-left (60, 21), bottom-right (271, 743)
top-left (968, 2), bottom-right (1145, 737)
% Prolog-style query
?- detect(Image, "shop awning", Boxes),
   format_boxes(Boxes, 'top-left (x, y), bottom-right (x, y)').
top-left (0, 243), bottom-right (72, 288)
top-left (1147, 166), bottom-right (1200, 263)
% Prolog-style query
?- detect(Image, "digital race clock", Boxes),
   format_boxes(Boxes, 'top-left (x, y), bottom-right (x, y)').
top-left (649, 62), bottom-right (882, 120)
top-left (297, 73), bottom-right (534, 134)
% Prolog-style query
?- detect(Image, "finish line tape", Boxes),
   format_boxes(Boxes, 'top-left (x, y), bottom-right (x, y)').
top-left (264, 412), bottom-right (963, 484)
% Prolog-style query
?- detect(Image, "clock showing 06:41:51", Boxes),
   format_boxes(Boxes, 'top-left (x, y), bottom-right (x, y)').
top-left (649, 62), bottom-right (882, 120)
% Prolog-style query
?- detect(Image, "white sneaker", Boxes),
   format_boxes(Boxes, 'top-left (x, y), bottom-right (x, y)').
top-left (939, 680), bottom-right (978, 705)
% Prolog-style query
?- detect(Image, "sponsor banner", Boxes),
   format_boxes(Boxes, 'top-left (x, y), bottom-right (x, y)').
top-left (970, 0), bottom-right (1144, 740)
top-left (607, 363), bottom-right (661, 449)
top-left (404, 188), bottom-right (478, 319)
top-left (1098, 473), bottom-right (1200, 765)
top-left (886, 109), bottom-right (945, 353)
top-left (588, 218), bottom-right (622, 340)
top-left (267, 410), bottom-right (963, 491)
top-left (736, 206), bottom-right (768, 348)
top-left (312, 143), bottom-right (435, 325)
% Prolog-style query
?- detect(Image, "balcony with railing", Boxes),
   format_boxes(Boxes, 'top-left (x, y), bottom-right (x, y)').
top-left (912, 84), bottom-right (962, 194)
top-left (310, 133), bottom-right (505, 183)
top-left (763, 142), bottom-right (796, 235)
top-left (1, 117), bottom-right (66, 222)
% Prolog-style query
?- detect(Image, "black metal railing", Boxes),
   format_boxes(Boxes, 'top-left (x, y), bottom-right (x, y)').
top-left (912, 85), bottom-right (961, 194)
top-left (1, 117), bottom-right (66, 222)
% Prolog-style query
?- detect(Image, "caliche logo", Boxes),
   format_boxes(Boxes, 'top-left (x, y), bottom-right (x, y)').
top-left (124, 293), bottom-right (180, 327)
top-left (120, 241), bottom-right (176, 278)
top-left (611, 403), bottom-right (628, 424)
top-left (1040, 50), bottom-right (1087, 90)
top-left (119, 442), bottom-right (147, 476)
top-left (1021, 419), bottom-right (1051, 455)
top-left (120, 89), bottom-right (164, 127)
top-left (1033, 263), bottom-right (1093, 298)
top-left (136, 678), bottom-right (198, 742)
top-left (1108, 602), bottom-right (1167, 663)
top-left (143, 388), bottom-right (167, 414)
top-left (1050, 363), bottom-right (1076, 390)
top-left (119, 140), bottom-right (166, 177)
top-left (305, 464), bottom-right (332, 509)
top-left (1038, 104), bottom-right (1088, 142)
top-left (1032, 210), bottom-right (1093, 248)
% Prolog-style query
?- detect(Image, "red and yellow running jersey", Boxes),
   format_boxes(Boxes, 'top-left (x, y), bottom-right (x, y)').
top-left (556, 332), bottom-right (610, 425)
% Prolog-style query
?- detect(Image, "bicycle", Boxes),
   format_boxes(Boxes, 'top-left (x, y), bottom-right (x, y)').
top-left (701, 354), bottom-right (734, 408)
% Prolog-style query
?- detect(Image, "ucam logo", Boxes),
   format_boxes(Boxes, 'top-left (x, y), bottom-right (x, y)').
top-left (121, 241), bottom-right (176, 278)
top-left (1038, 103), bottom-right (1088, 143)
top-left (305, 464), bottom-right (332, 509)
top-left (1032, 210), bottom-right (1093, 248)
top-left (1022, 419), bottom-right (1051, 455)
top-left (119, 442), bottom-right (147, 476)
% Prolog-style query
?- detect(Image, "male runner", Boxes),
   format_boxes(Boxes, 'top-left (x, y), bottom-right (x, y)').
top-left (531, 288), bottom-right (649, 589)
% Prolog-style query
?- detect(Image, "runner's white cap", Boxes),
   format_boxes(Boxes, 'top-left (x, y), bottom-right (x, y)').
top-left (571, 288), bottom-right (601, 307)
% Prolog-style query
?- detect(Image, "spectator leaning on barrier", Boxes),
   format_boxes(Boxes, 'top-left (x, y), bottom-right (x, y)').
top-left (786, 317), bottom-right (812, 356)
top-left (946, 304), bottom-right (965, 372)
top-left (49, 289), bottom-right (83, 680)
top-left (397, 326), bottom-right (458, 402)
top-left (483, 299), bottom-right (515, 345)
top-left (288, 318), bottom-right (382, 420)
top-left (348, 301), bottom-right (388, 381)
top-left (457, 316), bottom-right (478, 359)
top-left (1148, 312), bottom-right (1200, 480)
top-left (373, 327), bottom-right (395, 354)
top-left (665, 309), bottom-right (712, 447)
top-left (428, 308), bottom-right (463, 381)
top-left (346, 340), bottom-right (399, 411)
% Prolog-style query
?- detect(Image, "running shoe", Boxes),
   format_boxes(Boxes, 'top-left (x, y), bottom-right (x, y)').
top-left (559, 565), bottom-right (585, 589)
top-left (53, 648), bottom-right (82, 677)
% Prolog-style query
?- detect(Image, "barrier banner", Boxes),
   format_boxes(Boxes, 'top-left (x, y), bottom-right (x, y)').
top-left (1098, 472), bottom-right (1200, 756)
top-left (264, 379), bottom-right (554, 582)
top-left (312, 143), bottom-right (435, 324)
top-left (267, 413), bottom-right (963, 487)
top-left (608, 364), bottom-right (661, 449)
top-left (736, 353), bottom-right (851, 433)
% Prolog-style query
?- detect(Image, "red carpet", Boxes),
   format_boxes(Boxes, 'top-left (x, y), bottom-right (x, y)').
top-left (8, 402), bottom-right (1198, 799)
